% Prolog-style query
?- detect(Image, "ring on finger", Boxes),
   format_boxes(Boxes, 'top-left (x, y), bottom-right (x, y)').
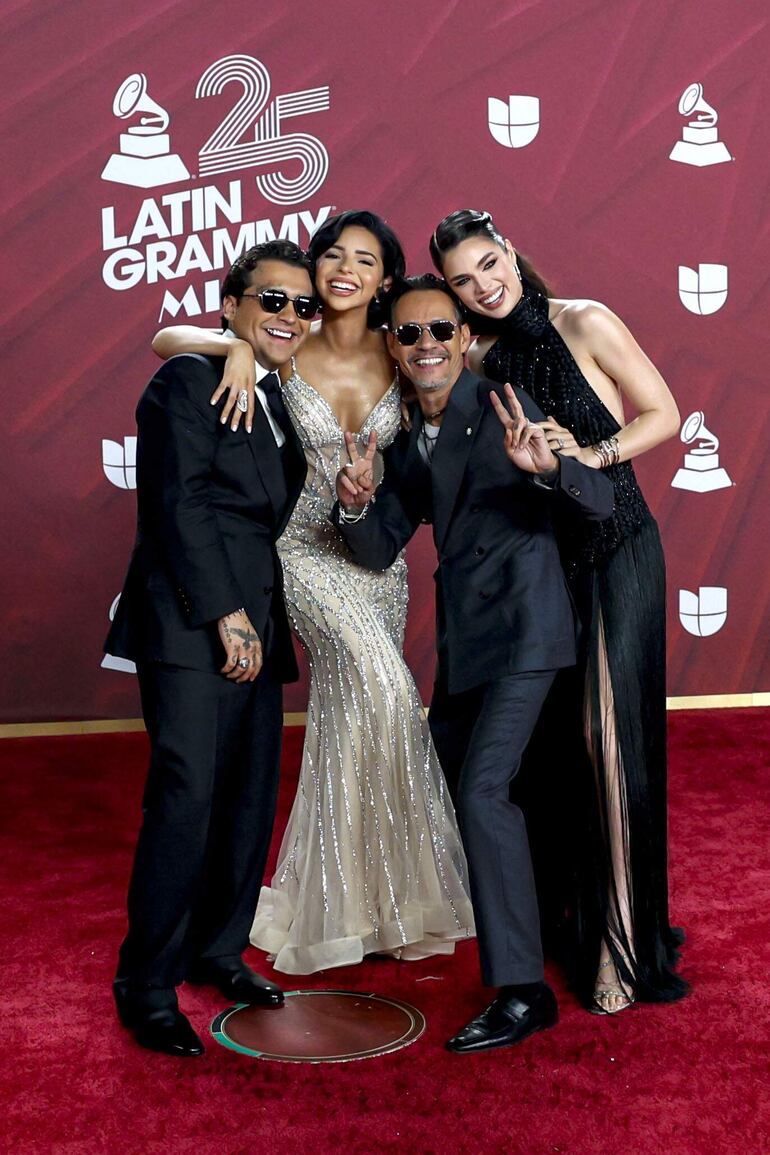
top-left (237, 657), bottom-right (250, 669)
top-left (557, 437), bottom-right (565, 449)
top-left (236, 390), bottom-right (249, 413)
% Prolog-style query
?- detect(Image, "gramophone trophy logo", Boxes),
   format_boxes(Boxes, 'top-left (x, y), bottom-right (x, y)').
top-left (669, 83), bottom-right (732, 167)
top-left (671, 411), bottom-right (732, 493)
top-left (678, 264), bottom-right (728, 315)
top-left (101, 73), bottom-right (191, 189)
top-left (488, 96), bottom-right (540, 148)
top-left (679, 586), bottom-right (728, 637)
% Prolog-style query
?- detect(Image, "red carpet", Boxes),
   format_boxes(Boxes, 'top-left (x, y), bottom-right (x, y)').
top-left (1, 711), bottom-right (768, 1155)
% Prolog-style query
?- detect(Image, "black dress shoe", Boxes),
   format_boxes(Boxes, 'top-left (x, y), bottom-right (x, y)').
top-left (132, 1009), bottom-right (205, 1057)
top-left (187, 959), bottom-right (284, 1007)
top-left (446, 983), bottom-right (558, 1053)
top-left (113, 982), bottom-right (204, 1057)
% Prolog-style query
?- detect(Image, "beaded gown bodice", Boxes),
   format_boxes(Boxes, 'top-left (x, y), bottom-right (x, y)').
top-left (482, 284), bottom-right (652, 575)
top-left (278, 360), bottom-right (402, 557)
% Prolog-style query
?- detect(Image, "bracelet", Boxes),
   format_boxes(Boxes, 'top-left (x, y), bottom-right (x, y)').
top-left (339, 502), bottom-right (370, 524)
top-left (590, 436), bottom-right (620, 469)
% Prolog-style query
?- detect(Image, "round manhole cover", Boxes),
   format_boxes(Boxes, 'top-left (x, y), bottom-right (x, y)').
top-left (211, 989), bottom-right (426, 1063)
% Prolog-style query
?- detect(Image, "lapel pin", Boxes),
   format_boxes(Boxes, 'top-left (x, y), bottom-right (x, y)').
top-left (466, 427), bottom-right (473, 436)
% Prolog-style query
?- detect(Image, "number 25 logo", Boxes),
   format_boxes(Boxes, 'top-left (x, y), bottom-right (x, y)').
top-left (196, 54), bottom-right (330, 205)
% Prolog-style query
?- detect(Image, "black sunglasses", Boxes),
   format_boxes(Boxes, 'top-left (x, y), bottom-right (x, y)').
top-left (241, 289), bottom-right (320, 320)
top-left (393, 320), bottom-right (458, 346)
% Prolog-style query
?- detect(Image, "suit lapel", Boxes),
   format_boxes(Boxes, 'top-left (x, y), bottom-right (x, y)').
top-left (276, 421), bottom-right (306, 538)
top-left (403, 409), bottom-right (434, 522)
top-left (244, 408), bottom-right (287, 525)
top-left (431, 369), bottom-right (484, 552)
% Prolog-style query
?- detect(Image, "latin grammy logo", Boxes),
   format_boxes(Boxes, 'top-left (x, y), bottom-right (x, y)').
top-left (488, 96), bottom-right (540, 149)
top-left (101, 73), bottom-right (190, 189)
top-left (669, 83), bottom-right (732, 167)
top-left (679, 586), bottom-right (728, 637)
top-left (671, 411), bottom-right (732, 493)
top-left (102, 436), bottom-right (137, 489)
top-left (101, 595), bottom-right (137, 674)
top-left (678, 264), bottom-right (728, 315)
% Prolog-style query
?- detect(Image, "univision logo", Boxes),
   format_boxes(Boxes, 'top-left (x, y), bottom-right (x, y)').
top-left (679, 586), bottom-right (728, 637)
top-left (103, 437), bottom-right (137, 489)
top-left (488, 96), bottom-right (540, 149)
top-left (678, 264), bottom-right (728, 315)
top-left (101, 595), bottom-right (137, 674)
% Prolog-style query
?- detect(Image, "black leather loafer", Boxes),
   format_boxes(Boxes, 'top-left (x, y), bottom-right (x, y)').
top-left (446, 983), bottom-right (558, 1053)
top-left (132, 1009), bottom-right (205, 1057)
top-left (114, 981), bottom-right (204, 1056)
top-left (187, 959), bottom-right (284, 1007)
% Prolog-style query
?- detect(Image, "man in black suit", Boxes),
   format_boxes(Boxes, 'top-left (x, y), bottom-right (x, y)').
top-left (106, 241), bottom-right (314, 1056)
top-left (333, 275), bottom-right (614, 1053)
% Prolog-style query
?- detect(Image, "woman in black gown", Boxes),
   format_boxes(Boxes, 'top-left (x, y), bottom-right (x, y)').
top-left (430, 209), bottom-right (688, 1013)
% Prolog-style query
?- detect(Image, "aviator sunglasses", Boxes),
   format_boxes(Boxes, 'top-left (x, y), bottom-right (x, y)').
top-left (240, 288), bottom-right (320, 320)
top-left (393, 320), bottom-right (458, 346)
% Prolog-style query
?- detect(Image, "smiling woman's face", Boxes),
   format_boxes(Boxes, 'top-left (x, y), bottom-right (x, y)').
top-left (439, 236), bottom-right (522, 319)
top-left (314, 225), bottom-right (387, 311)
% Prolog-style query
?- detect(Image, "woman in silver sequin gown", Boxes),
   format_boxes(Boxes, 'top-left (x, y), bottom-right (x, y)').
top-left (153, 213), bottom-right (474, 974)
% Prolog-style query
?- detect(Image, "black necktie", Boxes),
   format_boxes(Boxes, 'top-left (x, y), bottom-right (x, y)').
top-left (261, 370), bottom-right (280, 396)
top-left (260, 371), bottom-right (289, 440)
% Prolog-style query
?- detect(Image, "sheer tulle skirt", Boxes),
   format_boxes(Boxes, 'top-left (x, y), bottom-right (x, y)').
top-left (250, 547), bottom-right (475, 975)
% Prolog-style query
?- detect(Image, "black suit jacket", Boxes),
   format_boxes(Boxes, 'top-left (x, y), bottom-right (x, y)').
top-left (334, 369), bottom-right (614, 694)
top-left (106, 354), bottom-right (306, 682)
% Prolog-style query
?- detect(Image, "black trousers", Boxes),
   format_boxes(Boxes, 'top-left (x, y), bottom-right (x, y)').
top-left (430, 669), bottom-right (557, 987)
top-left (116, 660), bottom-right (283, 999)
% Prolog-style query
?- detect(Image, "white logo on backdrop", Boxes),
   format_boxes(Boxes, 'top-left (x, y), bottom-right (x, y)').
top-left (99, 54), bottom-right (333, 319)
top-left (679, 587), bottom-right (728, 637)
top-left (488, 96), bottom-right (540, 148)
top-left (196, 55), bottom-right (330, 205)
top-left (101, 595), bottom-right (136, 674)
top-left (678, 264), bottom-right (728, 315)
top-left (669, 83), bottom-right (732, 167)
top-left (671, 412), bottom-right (732, 492)
top-left (102, 74), bottom-right (191, 189)
top-left (101, 56), bottom-right (330, 203)
top-left (103, 437), bottom-right (137, 489)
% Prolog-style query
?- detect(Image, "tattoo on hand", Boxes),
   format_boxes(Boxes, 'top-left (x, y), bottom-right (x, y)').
top-left (231, 627), bottom-right (258, 649)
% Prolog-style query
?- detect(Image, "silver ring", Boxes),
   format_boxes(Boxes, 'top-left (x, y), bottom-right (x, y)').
top-left (237, 657), bottom-right (250, 669)
top-left (236, 390), bottom-right (249, 413)
top-left (557, 437), bottom-right (565, 449)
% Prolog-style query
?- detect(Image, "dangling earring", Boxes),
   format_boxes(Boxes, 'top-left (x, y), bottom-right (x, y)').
top-left (512, 262), bottom-right (522, 283)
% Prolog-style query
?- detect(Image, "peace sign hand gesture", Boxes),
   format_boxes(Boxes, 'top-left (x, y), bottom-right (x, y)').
top-left (489, 384), bottom-right (559, 477)
top-left (335, 430), bottom-right (378, 510)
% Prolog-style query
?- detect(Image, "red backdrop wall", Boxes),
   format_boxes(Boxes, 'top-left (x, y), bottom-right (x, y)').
top-left (2, 0), bottom-right (768, 722)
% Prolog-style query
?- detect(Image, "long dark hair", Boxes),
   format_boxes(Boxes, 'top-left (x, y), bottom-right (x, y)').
top-left (429, 208), bottom-right (552, 300)
top-left (309, 210), bottom-right (406, 328)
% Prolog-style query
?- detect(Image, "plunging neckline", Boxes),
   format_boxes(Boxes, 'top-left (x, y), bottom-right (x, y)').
top-left (286, 357), bottom-right (398, 436)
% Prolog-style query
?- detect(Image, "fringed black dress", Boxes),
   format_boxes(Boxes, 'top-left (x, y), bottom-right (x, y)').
top-left (482, 282), bottom-right (688, 1006)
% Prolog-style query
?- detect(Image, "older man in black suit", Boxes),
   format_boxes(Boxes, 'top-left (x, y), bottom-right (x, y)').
top-left (332, 274), bottom-right (614, 1053)
top-left (106, 241), bottom-right (315, 1056)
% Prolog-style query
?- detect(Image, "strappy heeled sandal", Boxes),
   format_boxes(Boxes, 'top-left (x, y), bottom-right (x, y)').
top-left (591, 957), bottom-right (636, 1015)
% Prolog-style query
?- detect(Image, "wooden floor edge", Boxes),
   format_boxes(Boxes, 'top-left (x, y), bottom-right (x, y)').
top-left (665, 692), bottom-right (770, 710)
top-left (0, 696), bottom-right (767, 738)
